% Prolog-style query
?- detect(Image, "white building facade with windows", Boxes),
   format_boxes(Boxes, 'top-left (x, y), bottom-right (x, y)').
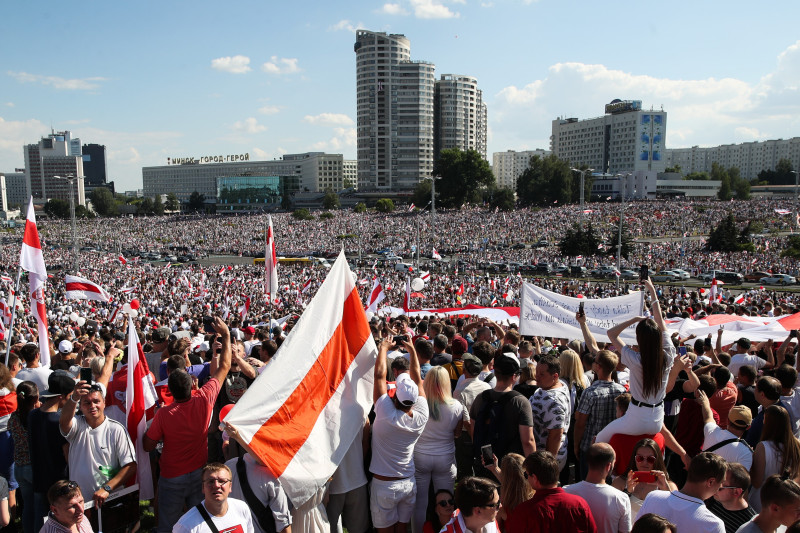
top-left (492, 149), bottom-right (552, 189)
top-left (664, 137), bottom-right (800, 180)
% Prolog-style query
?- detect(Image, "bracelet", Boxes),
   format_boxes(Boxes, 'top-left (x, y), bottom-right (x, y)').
top-left (69, 395), bottom-right (79, 403)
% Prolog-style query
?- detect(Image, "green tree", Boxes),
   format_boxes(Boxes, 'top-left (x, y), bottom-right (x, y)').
top-left (319, 211), bottom-right (335, 220)
top-left (489, 187), bottom-right (516, 211)
top-left (281, 193), bottom-right (293, 211)
top-left (75, 205), bottom-right (94, 218)
top-left (558, 222), bottom-right (601, 257)
top-left (713, 163), bottom-right (732, 200)
top-left (707, 212), bottom-right (747, 252)
top-left (187, 191), bottom-right (205, 213)
top-left (665, 165), bottom-right (682, 174)
top-left (517, 154), bottom-right (573, 206)
top-left (152, 195), bottom-right (165, 215)
top-left (412, 180), bottom-right (432, 208)
top-left (89, 187), bottom-right (117, 216)
top-left (292, 208), bottom-right (313, 220)
top-left (781, 235), bottom-right (800, 259)
top-left (433, 148), bottom-right (495, 208)
top-left (44, 199), bottom-right (70, 218)
top-left (607, 227), bottom-right (633, 259)
top-left (165, 193), bottom-right (180, 212)
top-left (375, 198), bottom-right (395, 213)
top-left (685, 171), bottom-right (710, 181)
top-left (138, 197), bottom-right (154, 215)
top-left (322, 190), bottom-right (340, 210)
top-left (353, 202), bottom-right (367, 213)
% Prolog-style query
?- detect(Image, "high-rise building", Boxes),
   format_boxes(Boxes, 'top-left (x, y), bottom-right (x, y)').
top-left (665, 137), bottom-right (800, 180)
top-left (354, 30), bottom-right (435, 191)
top-left (81, 144), bottom-right (108, 187)
top-left (551, 100), bottom-right (667, 175)
top-left (23, 130), bottom-right (86, 206)
top-left (492, 149), bottom-right (552, 189)
top-left (434, 74), bottom-right (487, 160)
top-left (2, 171), bottom-right (28, 208)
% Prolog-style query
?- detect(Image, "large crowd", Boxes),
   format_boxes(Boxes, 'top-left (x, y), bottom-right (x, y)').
top-left (2, 197), bottom-right (800, 532)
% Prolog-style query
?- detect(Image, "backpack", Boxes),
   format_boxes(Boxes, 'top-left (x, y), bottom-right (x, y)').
top-left (472, 389), bottom-right (523, 461)
top-left (236, 456), bottom-right (277, 533)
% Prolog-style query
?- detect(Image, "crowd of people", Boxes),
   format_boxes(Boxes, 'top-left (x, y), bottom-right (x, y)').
top-left (2, 197), bottom-right (800, 532)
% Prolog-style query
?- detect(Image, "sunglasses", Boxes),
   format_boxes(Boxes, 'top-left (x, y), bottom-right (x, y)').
top-left (53, 481), bottom-right (79, 498)
top-left (482, 501), bottom-right (501, 510)
top-left (437, 499), bottom-right (454, 507)
top-left (635, 455), bottom-right (656, 465)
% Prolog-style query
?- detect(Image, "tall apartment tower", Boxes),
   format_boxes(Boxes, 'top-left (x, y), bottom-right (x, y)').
top-left (551, 100), bottom-right (667, 175)
top-left (354, 30), bottom-right (435, 191)
top-left (81, 143), bottom-right (108, 187)
top-left (24, 130), bottom-right (86, 206)
top-left (434, 74), bottom-right (487, 160)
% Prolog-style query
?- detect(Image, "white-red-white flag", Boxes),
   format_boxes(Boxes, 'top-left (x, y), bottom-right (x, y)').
top-left (20, 197), bottom-right (49, 366)
top-left (126, 317), bottom-right (158, 500)
top-left (420, 271), bottom-right (430, 282)
top-left (432, 248), bottom-right (442, 260)
top-left (0, 275), bottom-right (11, 284)
top-left (734, 293), bottom-right (746, 305)
top-left (239, 295), bottom-right (251, 320)
top-left (223, 250), bottom-right (376, 507)
top-left (365, 278), bottom-right (386, 313)
top-left (265, 215), bottom-right (279, 300)
top-left (710, 277), bottom-right (719, 302)
top-left (403, 276), bottom-right (411, 313)
top-left (118, 255), bottom-right (128, 265)
top-left (120, 287), bottom-right (137, 294)
top-left (408, 203), bottom-right (415, 212)
top-left (64, 275), bottom-right (111, 303)
top-left (301, 278), bottom-right (313, 294)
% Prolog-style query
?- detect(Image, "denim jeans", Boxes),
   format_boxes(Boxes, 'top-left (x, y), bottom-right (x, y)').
top-left (156, 468), bottom-right (204, 533)
top-left (17, 464), bottom-right (34, 533)
top-left (33, 491), bottom-right (49, 533)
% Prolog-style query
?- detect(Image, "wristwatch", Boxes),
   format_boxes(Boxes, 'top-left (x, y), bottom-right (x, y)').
top-left (102, 484), bottom-right (112, 493)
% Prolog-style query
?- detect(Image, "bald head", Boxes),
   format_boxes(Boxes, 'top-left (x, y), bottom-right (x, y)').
top-left (587, 442), bottom-right (616, 471)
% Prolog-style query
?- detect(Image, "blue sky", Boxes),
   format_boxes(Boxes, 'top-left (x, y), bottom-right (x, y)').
top-left (2, 0), bottom-right (799, 191)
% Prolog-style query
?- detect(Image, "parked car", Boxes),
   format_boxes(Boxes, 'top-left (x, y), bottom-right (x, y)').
top-left (652, 270), bottom-right (680, 282)
top-left (592, 266), bottom-right (619, 278)
top-left (760, 274), bottom-right (797, 286)
top-left (535, 262), bottom-right (551, 274)
top-left (552, 264), bottom-right (569, 275)
top-left (670, 269), bottom-right (691, 281)
top-left (716, 271), bottom-right (745, 284)
top-left (394, 262), bottom-right (413, 272)
top-left (619, 269), bottom-right (638, 280)
top-left (744, 271), bottom-right (771, 282)
top-left (570, 266), bottom-right (589, 277)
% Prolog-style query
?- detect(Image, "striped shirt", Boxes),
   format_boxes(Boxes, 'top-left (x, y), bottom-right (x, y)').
top-left (575, 380), bottom-right (626, 452)
top-left (704, 498), bottom-right (755, 533)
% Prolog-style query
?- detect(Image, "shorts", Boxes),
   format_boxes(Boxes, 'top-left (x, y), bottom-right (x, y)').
top-left (369, 477), bottom-right (416, 528)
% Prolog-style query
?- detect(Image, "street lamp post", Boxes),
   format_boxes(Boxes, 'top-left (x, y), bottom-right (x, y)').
top-left (571, 168), bottom-right (595, 228)
top-left (616, 173), bottom-right (633, 292)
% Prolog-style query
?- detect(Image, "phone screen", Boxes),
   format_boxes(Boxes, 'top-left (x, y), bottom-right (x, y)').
top-left (678, 346), bottom-right (687, 356)
top-left (481, 444), bottom-right (493, 465)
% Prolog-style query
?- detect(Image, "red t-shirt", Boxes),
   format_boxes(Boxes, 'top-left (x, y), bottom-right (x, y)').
top-left (505, 487), bottom-right (596, 533)
top-left (145, 377), bottom-right (221, 478)
top-left (609, 432), bottom-right (665, 476)
top-left (675, 398), bottom-right (720, 457)
top-left (709, 382), bottom-right (737, 429)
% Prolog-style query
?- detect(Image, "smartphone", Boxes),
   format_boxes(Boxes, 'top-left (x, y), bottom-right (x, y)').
top-left (393, 335), bottom-right (409, 344)
top-left (678, 346), bottom-right (687, 356)
top-left (578, 301), bottom-right (585, 317)
top-left (481, 444), bottom-right (493, 465)
top-left (792, 330), bottom-right (798, 339)
top-left (639, 265), bottom-right (649, 282)
top-left (80, 367), bottom-right (93, 385)
top-left (203, 316), bottom-right (215, 334)
top-left (632, 471), bottom-right (656, 483)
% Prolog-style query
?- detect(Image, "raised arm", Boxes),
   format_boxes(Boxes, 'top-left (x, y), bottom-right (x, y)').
top-left (576, 312), bottom-right (599, 355)
top-left (403, 339), bottom-right (424, 396)
top-left (643, 279), bottom-right (666, 332)
top-left (209, 317), bottom-right (232, 383)
top-left (374, 338), bottom-right (390, 403)
top-left (606, 316), bottom-right (644, 351)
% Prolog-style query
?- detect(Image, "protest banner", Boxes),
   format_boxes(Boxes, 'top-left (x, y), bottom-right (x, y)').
top-left (519, 283), bottom-right (643, 343)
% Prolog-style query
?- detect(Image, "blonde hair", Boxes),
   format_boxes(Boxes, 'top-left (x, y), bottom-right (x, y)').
top-left (499, 453), bottom-right (533, 512)
top-left (90, 356), bottom-right (105, 379)
top-left (520, 360), bottom-right (536, 383)
top-left (559, 349), bottom-right (589, 389)
top-left (423, 366), bottom-right (454, 421)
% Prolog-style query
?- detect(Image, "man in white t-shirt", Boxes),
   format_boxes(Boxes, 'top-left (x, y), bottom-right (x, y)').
top-left (16, 342), bottom-right (52, 392)
top-left (564, 443), bottom-right (631, 533)
top-left (326, 424), bottom-right (370, 533)
top-left (173, 463), bottom-right (254, 533)
top-left (698, 391), bottom-right (754, 470)
top-left (728, 337), bottom-right (774, 376)
top-left (58, 380), bottom-right (137, 509)
top-left (369, 338), bottom-right (429, 533)
top-left (224, 453), bottom-right (292, 533)
top-left (636, 452), bottom-right (727, 533)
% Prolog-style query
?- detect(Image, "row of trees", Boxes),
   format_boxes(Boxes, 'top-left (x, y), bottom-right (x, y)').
top-left (557, 222), bottom-right (632, 259)
top-left (89, 188), bottom-right (181, 216)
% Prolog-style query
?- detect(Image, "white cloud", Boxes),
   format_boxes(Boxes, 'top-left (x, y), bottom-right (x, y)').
top-left (258, 105), bottom-right (281, 115)
top-left (232, 117), bottom-right (266, 134)
top-left (8, 71), bottom-right (107, 91)
top-left (410, 0), bottom-right (460, 19)
top-left (261, 56), bottom-right (300, 75)
top-left (312, 128), bottom-right (356, 151)
top-left (329, 20), bottom-right (362, 32)
top-left (304, 113), bottom-right (354, 126)
top-left (381, 3), bottom-right (408, 15)
top-left (5, 102), bottom-right (14, 108)
top-left (211, 55), bottom-right (252, 74)
top-left (109, 147), bottom-right (142, 165)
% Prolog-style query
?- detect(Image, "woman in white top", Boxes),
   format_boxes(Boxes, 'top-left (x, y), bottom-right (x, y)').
top-left (596, 279), bottom-right (676, 443)
top-left (749, 404), bottom-right (800, 512)
top-left (411, 366), bottom-right (468, 533)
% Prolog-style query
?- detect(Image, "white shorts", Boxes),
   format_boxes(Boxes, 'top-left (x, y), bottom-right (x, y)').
top-left (369, 477), bottom-right (416, 528)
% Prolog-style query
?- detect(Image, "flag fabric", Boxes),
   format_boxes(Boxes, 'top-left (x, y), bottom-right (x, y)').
top-left (265, 215), bottom-right (279, 300)
top-left (239, 295), bottom-right (251, 320)
top-left (456, 283), bottom-right (464, 296)
top-left (734, 293), bottom-right (746, 305)
top-left (118, 255), bottom-right (127, 265)
top-left (775, 209), bottom-right (791, 215)
top-left (365, 279), bottom-right (386, 313)
top-left (0, 299), bottom-right (11, 326)
top-left (20, 197), bottom-right (49, 366)
top-left (301, 278), bottom-right (313, 294)
top-left (709, 277), bottom-right (719, 302)
top-left (420, 271), bottom-right (430, 282)
top-left (126, 317), bottom-right (158, 500)
top-left (64, 275), bottom-right (111, 303)
top-left (223, 250), bottom-right (376, 507)
top-left (0, 275), bottom-right (11, 284)
top-left (120, 287), bottom-right (137, 294)
top-left (403, 277), bottom-right (411, 313)
top-left (408, 203), bottom-right (415, 212)
top-left (432, 248), bottom-right (442, 260)
top-left (108, 305), bottom-right (121, 324)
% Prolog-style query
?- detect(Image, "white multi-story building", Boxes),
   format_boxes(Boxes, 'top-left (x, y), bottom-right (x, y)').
top-left (2, 171), bottom-right (28, 208)
top-left (551, 100), bottom-right (667, 175)
top-left (434, 74), bottom-right (487, 160)
top-left (665, 137), bottom-right (800, 180)
top-left (354, 30), bottom-right (435, 191)
top-left (492, 149), bottom-right (552, 189)
top-left (23, 130), bottom-right (86, 206)
top-left (143, 152), bottom-right (347, 201)
top-left (343, 159), bottom-right (358, 190)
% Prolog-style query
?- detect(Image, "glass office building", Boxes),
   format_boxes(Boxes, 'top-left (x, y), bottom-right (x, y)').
top-left (215, 175), bottom-right (300, 212)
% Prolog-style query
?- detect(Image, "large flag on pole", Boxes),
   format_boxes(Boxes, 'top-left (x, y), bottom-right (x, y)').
top-left (126, 317), bottom-right (158, 500)
top-left (64, 275), bottom-right (111, 302)
top-left (20, 197), bottom-right (50, 366)
top-left (265, 215), bottom-right (279, 302)
top-left (365, 278), bottom-right (386, 313)
top-left (224, 250), bottom-right (376, 507)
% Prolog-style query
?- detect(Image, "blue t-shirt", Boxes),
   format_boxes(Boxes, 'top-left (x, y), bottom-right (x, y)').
top-left (159, 361), bottom-right (210, 383)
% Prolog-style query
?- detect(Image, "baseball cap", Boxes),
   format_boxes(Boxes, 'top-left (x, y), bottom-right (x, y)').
top-left (194, 342), bottom-right (210, 353)
top-left (493, 352), bottom-right (521, 377)
top-left (728, 405), bottom-right (753, 429)
top-left (461, 354), bottom-right (483, 376)
top-left (395, 373), bottom-right (419, 406)
top-left (58, 340), bottom-right (73, 354)
top-left (243, 326), bottom-right (255, 335)
top-left (451, 336), bottom-right (468, 356)
top-left (152, 327), bottom-right (171, 343)
top-left (40, 370), bottom-right (76, 399)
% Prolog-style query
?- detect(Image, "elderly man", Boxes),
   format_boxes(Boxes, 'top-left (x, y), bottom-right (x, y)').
top-left (173, 462), bottom-right (254, 533)
top-left (41, 480), bottom-right (94, 533)
top-left (59, 379), bottom-right (136, 509)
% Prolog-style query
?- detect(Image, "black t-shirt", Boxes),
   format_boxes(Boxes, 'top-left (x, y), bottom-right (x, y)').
top-left (737, 384), bottom-right (759, 419)
top-left (514, 383), bottom-right (539, 399)
top-left (430, 353), bottom-right (452, 366)
top-left (704, 497), bottom-right (755, 533)
top-left (469, 389), bottom-right (534, 459)
top-left (28, 409), bottom-right (68, 493)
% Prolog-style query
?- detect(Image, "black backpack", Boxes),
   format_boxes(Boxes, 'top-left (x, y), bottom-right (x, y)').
top-left (472, 389), bottom-right (522, 460)
top-left (236, 456), bottom-right (277, 533)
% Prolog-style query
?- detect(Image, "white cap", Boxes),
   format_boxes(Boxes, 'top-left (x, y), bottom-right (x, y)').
top-left (58, 340), bottom-right (74, 354)
top-left (395, 373), bottom-right (419, 406)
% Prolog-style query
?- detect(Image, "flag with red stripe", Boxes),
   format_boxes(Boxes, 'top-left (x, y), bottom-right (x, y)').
top-left (265, 215), bottom-right (279, 300)
top-left (20, 197), bottom-right (50, 365)
top-left (126, 317), bottom-right (158, 499)
top-left (403, 276), bottom-right (411, 313)
top-left (118, 255), bottom-right (127, 265)
top-left (365, 278), bottom-right (385, 313)
top-left (64, 275), bottom-right (111, 302)
top-left (224, 250), bottom-right (376, 506)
